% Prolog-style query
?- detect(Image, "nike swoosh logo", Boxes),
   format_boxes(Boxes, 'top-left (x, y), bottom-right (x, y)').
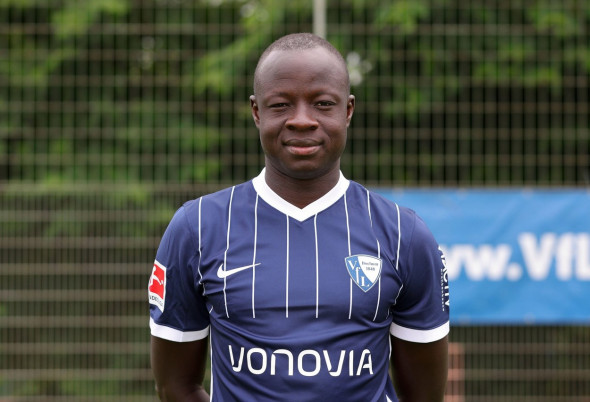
top-left (217, 263), bottom-right (261, 279)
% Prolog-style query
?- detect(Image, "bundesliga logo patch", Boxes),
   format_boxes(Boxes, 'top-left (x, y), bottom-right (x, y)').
top-left (345, 255), bottom-right (382, 292)
top-left (148, 260), bottom-right (166, 312)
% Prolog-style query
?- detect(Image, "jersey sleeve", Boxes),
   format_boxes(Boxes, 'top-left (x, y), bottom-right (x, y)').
top-left (390, 210), bottom-right (450, 343)
top-left (148, 203), bottom-right (210, 342)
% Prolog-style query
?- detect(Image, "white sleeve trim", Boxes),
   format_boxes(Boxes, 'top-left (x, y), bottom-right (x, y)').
top-left (390, 321), bottom-right (449, 343)
top-left (150, 318), bottom-right (210, 342)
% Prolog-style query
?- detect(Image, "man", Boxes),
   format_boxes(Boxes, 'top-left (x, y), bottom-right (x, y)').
top-left (149, 33), bottom-right (449, 401)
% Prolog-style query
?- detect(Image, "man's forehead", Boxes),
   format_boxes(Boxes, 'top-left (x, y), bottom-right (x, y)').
top-left (256, 48), bottom-right (348, 90)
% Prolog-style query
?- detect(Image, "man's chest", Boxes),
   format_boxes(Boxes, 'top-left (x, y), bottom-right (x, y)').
top-left (198, 208), bottom-right (402, 333)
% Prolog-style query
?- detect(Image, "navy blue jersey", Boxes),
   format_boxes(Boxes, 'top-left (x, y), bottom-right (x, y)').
top-left (149, 170), bottom-right (450, 401)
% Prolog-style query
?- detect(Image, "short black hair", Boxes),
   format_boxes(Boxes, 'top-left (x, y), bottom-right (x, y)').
top-left (253, 33), bottom-right (350, 95)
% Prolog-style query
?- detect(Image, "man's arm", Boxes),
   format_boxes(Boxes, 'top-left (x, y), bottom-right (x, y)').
top-left (151, 335), bottom-right (210, 402)
top-left (390, 334), bottom-right (448, 402)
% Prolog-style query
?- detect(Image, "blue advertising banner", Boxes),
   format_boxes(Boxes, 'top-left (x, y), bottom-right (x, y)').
top-left (374, 189), bottom-right (590, 324)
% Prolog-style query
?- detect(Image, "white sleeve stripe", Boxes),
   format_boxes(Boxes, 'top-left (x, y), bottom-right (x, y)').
top-left (150, 318), bottom-right (209, 342)
top-left (285, 215), bottom-right (290, 318)
top-left (222, 186), bottom-right (235, 319)
top-left (314, 214), bottom-right (319, 318)
top-left (366, 190), bottom-right (372, 224)
top-left (395, 203), bottom-right (400, 271)
top-left (209, 330), bottom-right (215, 400)
top-left (367, 190), bottom-right (381, 323)
top-left (390, 321), bottom-right (449, 343)
top-left (252, 194), bottom-right (259, 319)
top-left (197, 198), bottom-right (205, 293)
top-left (344, 193), bottom-right (353, 320)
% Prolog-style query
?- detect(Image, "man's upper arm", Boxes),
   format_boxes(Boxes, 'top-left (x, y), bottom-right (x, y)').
top-left (388, 209), bottom-right (449, 400)
top-left (390, 334), bottom-right (448, 402)
top-left (149, 205), bottom-right (210, 340)
top-left (391, 210), bottom-right (450, 340)
top-left (149, 203), bottom-right (211, 400)
top-left (151, 335), bottom-right (210, 402)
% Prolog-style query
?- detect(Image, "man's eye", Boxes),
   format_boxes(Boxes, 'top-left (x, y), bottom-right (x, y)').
top-left (270, 103), bottom-right (288, 108)
top-left (316, 101), bottom-right (335, 107)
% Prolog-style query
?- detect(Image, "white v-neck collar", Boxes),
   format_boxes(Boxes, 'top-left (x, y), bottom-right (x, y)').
top-left (252, 168), bottom-right (350, 222)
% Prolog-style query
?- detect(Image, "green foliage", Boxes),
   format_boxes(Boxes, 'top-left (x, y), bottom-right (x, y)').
top-left (0, 0), bottom-right (38, 6)
top-left (0, 0), bottom-right (588, 188)
top-left (52, 0), bottom-right (129, 39)
top-left (374, 0), bottom-right (430, 34)
top-left (528, 1), bottom-right (582, 37)
top-left (188, 34), bottom-right (262, 96)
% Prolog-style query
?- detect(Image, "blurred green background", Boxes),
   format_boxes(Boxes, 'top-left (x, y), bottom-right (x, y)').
top-left (0, 0), bottom-right (589, 400)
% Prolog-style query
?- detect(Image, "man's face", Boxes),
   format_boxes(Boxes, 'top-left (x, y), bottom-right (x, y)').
top-left (251, 47), bottom-right (355, 181)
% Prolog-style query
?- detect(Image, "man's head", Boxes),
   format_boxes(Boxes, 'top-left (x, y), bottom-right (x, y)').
top-left (253, 33), bottom-right (350, 97)
top-left (250, 33), bottom-right (355, 184)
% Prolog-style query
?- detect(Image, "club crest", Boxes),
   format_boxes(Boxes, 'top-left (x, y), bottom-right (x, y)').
top-left (345, 255), bottom-right (382, 292)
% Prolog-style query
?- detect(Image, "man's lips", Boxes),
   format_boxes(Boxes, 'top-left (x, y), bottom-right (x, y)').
top-left (284, 139), bottom-right (322, 156)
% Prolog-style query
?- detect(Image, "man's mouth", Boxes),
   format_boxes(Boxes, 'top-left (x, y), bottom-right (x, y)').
top-left (284, 140), bottom-right (321, 156)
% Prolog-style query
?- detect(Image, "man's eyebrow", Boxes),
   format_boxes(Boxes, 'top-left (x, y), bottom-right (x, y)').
top-left (265, 89), bottom-right (342, 99)
top-left (264, 91), bottom-right (291, 98)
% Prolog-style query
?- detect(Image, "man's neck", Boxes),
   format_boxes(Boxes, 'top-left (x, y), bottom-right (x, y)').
top-left (263, 168), bottom-right (341, 209)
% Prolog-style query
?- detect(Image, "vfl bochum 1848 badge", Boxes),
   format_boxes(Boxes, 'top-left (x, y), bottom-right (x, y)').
top-left (345, 255), bottom-right (382, 292)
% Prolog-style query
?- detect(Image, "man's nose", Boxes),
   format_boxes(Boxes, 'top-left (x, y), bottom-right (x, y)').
top-left (285, 104), bottom-right (319, 131)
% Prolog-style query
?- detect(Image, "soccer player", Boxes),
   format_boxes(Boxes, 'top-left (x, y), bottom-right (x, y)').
top-left (149, 33), bottom-right (450, 401)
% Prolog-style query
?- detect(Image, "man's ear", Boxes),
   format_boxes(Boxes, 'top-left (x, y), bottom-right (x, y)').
top-left (346, 95), bottom-right (355, 127)
top-left (250, 95), bottom-right (260, 127)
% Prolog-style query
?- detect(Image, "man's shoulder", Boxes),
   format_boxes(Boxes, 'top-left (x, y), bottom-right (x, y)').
top-left (347, 181), bottom-right (413, 212)
top-left (346, 181), bottom-right (422, 233)
top-left (173, 181), bottom-right (256, 241)
top-left (184, 180), bottom-right (254, 208)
